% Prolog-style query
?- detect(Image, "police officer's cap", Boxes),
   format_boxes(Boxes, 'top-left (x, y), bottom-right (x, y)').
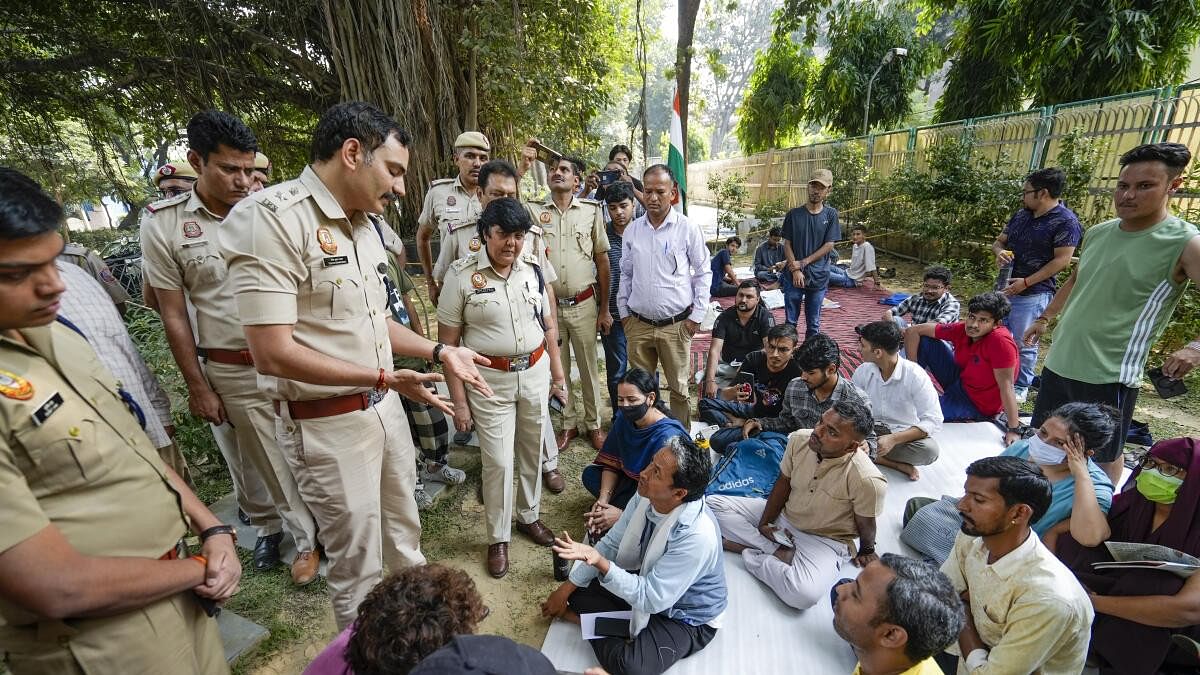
top-left (454, 131), bottom-right (491, 152)
top-left (153, 161), bottom-right (198, 186)
top-left (254, 152), bottom-right (272, 171)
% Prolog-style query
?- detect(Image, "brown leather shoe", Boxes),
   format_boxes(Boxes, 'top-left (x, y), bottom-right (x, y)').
top-left (543, 469), bottom-right (566, 494)
top-left (291, 549), bottom-right (320, 586)
top-left (588, 428), bottom-right (607, 450)
top-left (516, 519), bottom-right (556, 546)
top-left (487, 542), bottom-right (509, 578)
top-left (556, 428), bottom-right (578, 450)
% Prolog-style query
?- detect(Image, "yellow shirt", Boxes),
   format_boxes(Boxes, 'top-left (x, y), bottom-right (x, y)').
top-left (778, 429), bottom-right (887, 554)
top-left (525, 197), bottom-right (609, 297)
top-left (852, 657), bottom-right (944, 675)
top-left (940, 531), bottom-right (1093, 675)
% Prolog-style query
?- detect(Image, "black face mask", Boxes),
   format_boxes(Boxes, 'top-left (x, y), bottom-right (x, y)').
top-left (620, 401), bottom-right (650, 423)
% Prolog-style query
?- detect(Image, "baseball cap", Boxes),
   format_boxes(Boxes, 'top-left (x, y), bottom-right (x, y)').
top-left (153, 161), bottom-right (198, 186)
top-left (808, 169), bottom-right (833, 187)
top-left (409, 635), bottom-right (557, 675)
top-left (254, 152), bottom-right (272, 171)
top-left (454, 131), bottom-right (491, 152)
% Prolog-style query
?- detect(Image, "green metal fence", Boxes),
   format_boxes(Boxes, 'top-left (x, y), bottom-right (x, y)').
top-left (688, 82), bottom-right (1200, 221)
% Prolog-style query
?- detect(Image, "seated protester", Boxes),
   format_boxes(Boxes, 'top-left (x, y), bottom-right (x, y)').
top-left (881, 265), bottom-right (960, 328)
top-left (852, 320), bottom-right (943, 481)
top-left (1057, 437), bottom-right (1200, 675)
top-left (753, 226), bottom-right (787, 286)
top-left (828, 225), bottom-right (880, 289)
top-left (709, 236), bottom-right (741, 297)
top-left (303, 563), bottom-right (488, 675)
top-left (741, 332), bottom-right (873, 440)
top-left (710, 401), bottom-right (886, 610)
top-left (941, 457), bottom-right (1093, 675)
top-left (832, 555), bottom-right (965, 675)
top-left (699, 323), bottom-right (800, 454)
top-left (902, 402), bottom-right (1117, 564)
top-left (542, 436), bottom-right (726, 675)
top-left (701, 280), bottom-right (773, 390)
top-left (581, 368), bottom-right (687, 537)
top-left (410, 635), bottom-right (557, 675)
top-left (905, 291), bottom-right (1021, 441)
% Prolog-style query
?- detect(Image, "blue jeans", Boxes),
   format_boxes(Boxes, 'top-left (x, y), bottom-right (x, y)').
top-left (826, 265), bottom-right (857, 288)
top-left (781, 272), bottom-right (828, 340)
top-left (1003, 292), bottom-right (1051, 389)
top-left (600, 319), bottom-right (628, 418)
top-left (914, 336), bottom-right (985, 421)
top-left (698, 398), bottom-right (755, 454)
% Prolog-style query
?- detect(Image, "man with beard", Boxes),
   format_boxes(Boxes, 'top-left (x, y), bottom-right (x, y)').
top-left (831, 555), bottom-right (963, 675)
top-left (942, 456), bottom-right (1092, 674)
top-left (438, 198), bottom-right (569, 578)
top-left (416, 132), bottom-right (490, 305)
top-left (140, 110), bottom-right (319, 580)
top-left (711, 401), bottom-right (885, 609)
top-left (780, 169), bottom-right (840, 338)
top-left (702, 280), bottom-right (773, 395)
top-left (882, 265), bottom-right (960, 329)
top-left (221, 101), bottom-right (492, 629)
top-left (698, 324), bottom-right (800, 454)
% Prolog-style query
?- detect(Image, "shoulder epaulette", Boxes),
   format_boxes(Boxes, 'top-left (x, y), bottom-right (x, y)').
top-left (430, 178), bottom-right (454, 187)
top-left (61, 242), bottom-right (87, 255)
top-left (145, 191), bottom-right (189, 213)
top-left (529, 224), bottom-right (543, 237)
top-left (446, 219), bottom-right (478, 234)
top-left (258, 182), bottom-right (309, 215)
top-left (578, 198), bottom-right (601, 206)
top-left (450, 253), bottom-right (479, 273)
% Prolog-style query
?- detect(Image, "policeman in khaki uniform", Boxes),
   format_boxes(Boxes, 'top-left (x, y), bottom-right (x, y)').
top-left (57, 241), bottom-right (130, 309)
top-left (526, 156), bottom-right (611, 452)
top-left (140, 111), bottom-right (319, 582)
top-left (416, 131), bottom-right (489, 303)
top-left (438, 197), bottom-right (569, 578)
top-left (153, 160), bottom-right (198, 199)
top-left (432, 158), bottom-right (569, 492)
top-left (221, 102), bottom-right (492, 629)
top-left (0, 167), bottom-right (237, 674)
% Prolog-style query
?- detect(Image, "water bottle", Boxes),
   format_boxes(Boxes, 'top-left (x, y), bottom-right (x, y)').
top-left (995, 249), bottom-right (1013, 292)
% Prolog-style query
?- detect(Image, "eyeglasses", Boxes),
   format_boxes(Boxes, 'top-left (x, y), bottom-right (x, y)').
top-left (160, 187), bottom-right (190, 199)
top-left (1141, 456), bottom-right (1187, 478)
top-left (920, 283), bottom-right (946, 291)
top-left (1021, 189), bottom-right (1041, 197)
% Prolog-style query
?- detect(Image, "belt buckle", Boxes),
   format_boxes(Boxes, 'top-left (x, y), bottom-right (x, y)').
top-left (511, 354), bottom-right (531, 371)
top-left (558, 297), bottom-right (574, 307)
top-left (367, 389), bottom-right (386, 406)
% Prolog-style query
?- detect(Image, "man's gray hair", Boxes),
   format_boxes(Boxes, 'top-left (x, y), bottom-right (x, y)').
top-left (877, 553), bottom-right (964, 662)
top-left (664, 435), bottom-right (711, 503)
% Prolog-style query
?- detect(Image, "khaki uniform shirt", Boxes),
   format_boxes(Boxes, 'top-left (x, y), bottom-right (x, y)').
top-left (0, 324), bottom-right (188, 628)
top-left (525, 197), bottom-right (608, 298)
top-left (417, 177), bottom-right (482, 240)
top-left (437, 248), bottom-right (550, 358)
top-left (941, 531), bottom-right (1094, 675)
top-left (58, 242), bottom-right (130, 305)
top-left (139, 191), bottom-right (246, 350)
top-left (220, 166), bottom-right (392, 402)
top-left (432, 218), bottom-right (559, 287)
top-left (778, 429), bottom-right (886, 553)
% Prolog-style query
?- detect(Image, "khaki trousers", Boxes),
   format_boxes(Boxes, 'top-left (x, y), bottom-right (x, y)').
top-left (205, 361), bottom-right (317, 550)
top-left (207, 402), bottom-right (277, 538)
top-left (558, 297), bottom-right (602, 432)
top-left (624, 316), bottom-right (694, 425)
top-left (275, 391), bottom-right (424, 630)
top-left (0, 592), bottom-right (226, 674)
top-left (469, 357), bottom-right (550, 544)
top-left (155, 439), bottom-right (195, 488)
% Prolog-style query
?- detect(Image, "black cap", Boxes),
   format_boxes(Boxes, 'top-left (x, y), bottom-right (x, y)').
top-left (409, 635), bottom-right (558, 675)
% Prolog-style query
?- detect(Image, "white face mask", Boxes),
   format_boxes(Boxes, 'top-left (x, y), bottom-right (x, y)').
top-left (1027, 434), bottom-right (1067, 466)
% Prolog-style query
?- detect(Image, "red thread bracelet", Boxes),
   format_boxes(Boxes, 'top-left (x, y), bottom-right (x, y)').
top-left (191, 554), bottom-right (208, 569)
top-left (375, 367), bottom-right (386, 391)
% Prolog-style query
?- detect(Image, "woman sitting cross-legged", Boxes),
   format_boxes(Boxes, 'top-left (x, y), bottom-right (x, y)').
top-left (1057, 437), bottom-right (1200, 675)
top-left (582, 368), bottom-right (687, 538)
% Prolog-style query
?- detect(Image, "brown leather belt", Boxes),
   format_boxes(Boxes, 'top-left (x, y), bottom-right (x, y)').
top-left (201, 347), bottom-right (255, 366)
top-left (273, 389), bottom-right (386, 420)
top-left (558, 285), bottom-right (596, 306)
top-left (480, 344), bottom-right (546, 372)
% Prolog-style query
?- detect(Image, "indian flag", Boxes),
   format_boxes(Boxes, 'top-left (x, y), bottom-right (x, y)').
top-left (668, 85), bottom-right (687, 211)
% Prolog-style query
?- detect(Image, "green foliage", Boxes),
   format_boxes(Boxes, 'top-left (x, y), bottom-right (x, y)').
top-left (65, 228), bottom-right (129, 254)
top-left (827, 142), bottom-right (870, 212)
top-left (1054, 129), bottom-right (1110, 223)
top-left (753, 197), bottom-right (788, 221)
top-left (707, 171), bottom-right (749, 235)
top-left (735, 36), bottom-right (815, 154)
top-left (809, 3), bottom-right (938, 136)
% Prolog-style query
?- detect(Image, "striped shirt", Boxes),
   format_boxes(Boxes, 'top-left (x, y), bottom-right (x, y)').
top-left (894, 291), bottom-right (960, 325)
top-left (606, 223), bottom-right (625, 317)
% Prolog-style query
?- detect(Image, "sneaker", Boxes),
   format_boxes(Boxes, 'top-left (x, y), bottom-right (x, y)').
top-left (422, 462), bottom-right (466, 485)
top-left (414, 483), bottom-right (434, 510)
top-left (1013, 386), bottom-right (1028, 404)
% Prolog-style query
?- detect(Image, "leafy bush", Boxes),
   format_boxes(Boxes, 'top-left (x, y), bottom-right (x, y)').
top-left (707, 170), bottom-right (749, 235)
top-left (67, 228), bottom-right (129, 253)
top-left (828, 141), bottom-right (869, 212)
top-left (1055, 129), bottom-right (1109, 222)
top-left (753, 197), bottom-right (788, 222)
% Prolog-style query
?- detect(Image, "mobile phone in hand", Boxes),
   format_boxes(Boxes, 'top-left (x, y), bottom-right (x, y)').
top-left (549, 393), bottom-right (565, 414)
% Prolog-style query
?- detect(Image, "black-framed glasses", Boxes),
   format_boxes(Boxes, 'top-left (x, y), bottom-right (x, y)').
top-left (1141, 456), bottom-right (1187, 478)
top-left (1021, 188), bottom-right (1042, 197)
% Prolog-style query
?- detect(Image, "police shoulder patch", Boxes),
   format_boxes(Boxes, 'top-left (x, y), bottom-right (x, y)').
top-left (145, 191), bottom-right (189, 213)
top-left (430, 178), bottom-right (454, 187)
top-left (450, 253), bottom-right (478, 273)
top-left (528, 224), bottom-right (543, 237)
top-left (578, 197), bottom-right (601, 206)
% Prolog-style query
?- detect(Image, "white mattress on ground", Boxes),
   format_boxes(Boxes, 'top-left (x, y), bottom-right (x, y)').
top-left (540, 421), bottom-right (1010, 674)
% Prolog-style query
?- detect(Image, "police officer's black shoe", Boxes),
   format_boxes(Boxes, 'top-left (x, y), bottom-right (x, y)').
top-left (238, 508), bottom-right (251, 526)
top-left (253, 532), bottom-right (284, 571)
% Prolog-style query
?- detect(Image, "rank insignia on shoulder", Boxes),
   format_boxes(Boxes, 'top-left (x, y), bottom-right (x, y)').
top-left (182, 221), bottom-right (203, 238)
top-left (0, 369), bottom-right (34, 400)
top-left (262, 200), bottom-right (278, 213)
top-left (317, 227), bottom-right (338, 254)
top-left (470, 272), bottom-right (487, 289)
top-left (468, 237), bottom-right (481, 252)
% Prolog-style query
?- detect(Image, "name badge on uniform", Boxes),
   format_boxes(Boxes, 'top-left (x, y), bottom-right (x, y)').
top-left (473, 287), bottom-right (496, 295)
top-left (31, 392), bottom-right (64, 427)
top-left (322, 256), bottom-right (349, 267)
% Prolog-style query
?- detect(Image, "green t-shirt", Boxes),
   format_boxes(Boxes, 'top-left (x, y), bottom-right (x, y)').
top-left (1044, 215), bottom-right (1198, 387)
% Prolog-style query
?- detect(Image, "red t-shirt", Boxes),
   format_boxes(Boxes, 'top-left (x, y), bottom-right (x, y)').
top-left (934, 322), bottom-right (1019, 415)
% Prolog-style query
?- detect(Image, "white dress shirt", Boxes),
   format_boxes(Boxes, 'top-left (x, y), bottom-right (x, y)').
top-left (617, 208), bottom-right (711, 323)
top-left (851, 358), bottom-right (943, 436)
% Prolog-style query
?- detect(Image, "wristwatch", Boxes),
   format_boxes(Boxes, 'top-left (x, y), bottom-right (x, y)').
top-left (200, 524), bottom-right (237, 544)
top-left (431, 342), bottom-right (446, 365)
